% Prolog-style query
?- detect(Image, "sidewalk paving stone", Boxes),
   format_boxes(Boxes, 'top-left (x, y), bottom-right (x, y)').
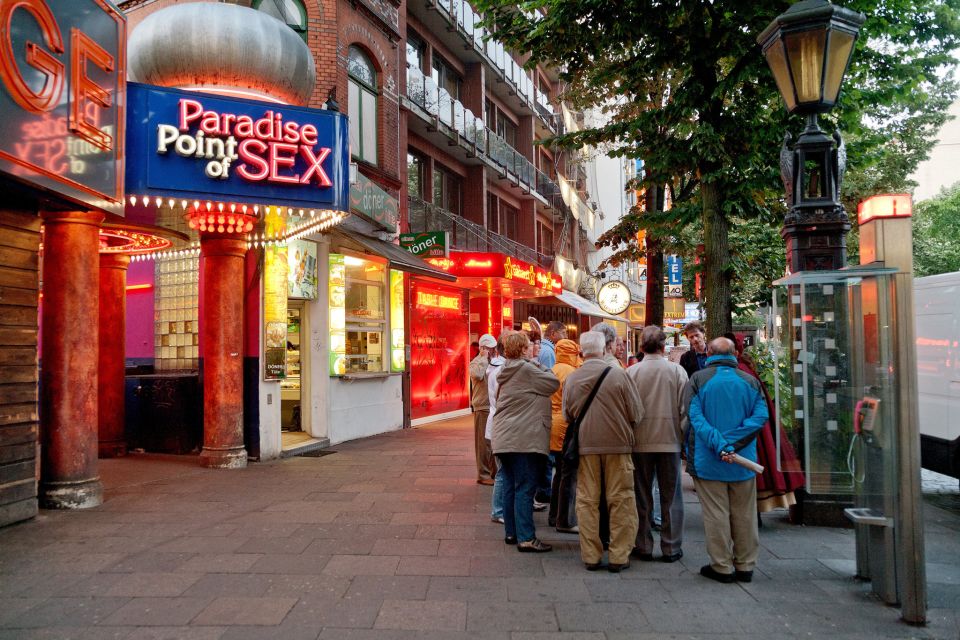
top-left (344, 575), bottom-right (431, 600)
top-left (373, 599), bottom-right (466, 631)
top-left (465, 602), bottom-right (559, 632)
top-left (192, 596), bottom-right (297, 626)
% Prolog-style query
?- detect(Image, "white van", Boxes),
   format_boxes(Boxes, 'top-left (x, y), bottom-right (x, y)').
top-left (914, 271), bottom-right (960, 480)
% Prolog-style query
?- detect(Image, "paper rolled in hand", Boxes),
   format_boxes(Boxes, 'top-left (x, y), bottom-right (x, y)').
top-left (728, 453), bottom-right (764, 474)
top-left (527, 316), bottom-right (542, 335)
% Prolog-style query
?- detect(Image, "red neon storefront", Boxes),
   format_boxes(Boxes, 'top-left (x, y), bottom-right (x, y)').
top-left (410, 252), bottom-right (562, 421)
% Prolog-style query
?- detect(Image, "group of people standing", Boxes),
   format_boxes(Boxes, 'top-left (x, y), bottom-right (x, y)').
top-left (469, 318), bottom-right (803, 581)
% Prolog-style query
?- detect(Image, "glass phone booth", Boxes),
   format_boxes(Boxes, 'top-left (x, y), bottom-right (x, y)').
top-left (772, 267), bottom-right (902, 603)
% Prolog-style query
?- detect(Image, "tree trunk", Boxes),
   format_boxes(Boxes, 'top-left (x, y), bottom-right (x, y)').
top-left (701, 180), bottom-right (733, 337)
top-left (645, 185), bottom-right (664, 326)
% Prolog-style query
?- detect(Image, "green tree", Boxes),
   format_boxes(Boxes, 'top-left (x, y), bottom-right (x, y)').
top-left (476, 0), bottom-right (959, 335)
top-left (914, 183), bottom-right (960, 276)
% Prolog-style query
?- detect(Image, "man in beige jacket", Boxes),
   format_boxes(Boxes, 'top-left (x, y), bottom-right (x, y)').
top-left (626, 325), bottom-right (689, 563)
top-left (563, 331), bottom-right (644, 572)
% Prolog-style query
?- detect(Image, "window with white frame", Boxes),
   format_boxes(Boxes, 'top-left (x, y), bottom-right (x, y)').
top-left (348, 46), bottom-right (378, 165)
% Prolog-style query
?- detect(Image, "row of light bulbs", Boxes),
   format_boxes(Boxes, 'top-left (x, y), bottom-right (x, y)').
top-left (128, 195), bottom-right (325, 221)
top-left (128, 210), bottom-right (347, 259)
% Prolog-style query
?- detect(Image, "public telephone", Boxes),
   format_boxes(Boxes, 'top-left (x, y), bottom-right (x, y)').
top-left (848, 396), bottom-right (881, 485)
top-left (855, 397), bottom-right (880, 436)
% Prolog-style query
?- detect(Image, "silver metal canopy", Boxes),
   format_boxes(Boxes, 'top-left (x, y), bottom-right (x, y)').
top-left (128, 2), bottom-right (317, 106)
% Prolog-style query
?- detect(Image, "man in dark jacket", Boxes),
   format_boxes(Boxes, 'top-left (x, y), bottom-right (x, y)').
top-left (683, 337), bottom-right (768, 584)
top-left (679, 321), bottom-right (708, 378)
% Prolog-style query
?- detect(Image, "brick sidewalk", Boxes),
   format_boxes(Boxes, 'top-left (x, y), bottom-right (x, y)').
top-left (0, 415), bottom-right (958, 639)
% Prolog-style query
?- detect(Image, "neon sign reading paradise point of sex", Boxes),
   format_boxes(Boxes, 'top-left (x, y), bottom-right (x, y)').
top-left (157, 98), bottom-right (333, 186)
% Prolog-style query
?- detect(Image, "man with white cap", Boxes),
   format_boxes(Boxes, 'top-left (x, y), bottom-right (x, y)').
top-left (470, 333), bottom-right (498, 485)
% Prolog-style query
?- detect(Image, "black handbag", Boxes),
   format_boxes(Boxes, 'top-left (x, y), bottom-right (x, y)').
top-left (561, 366), bottom-right (612, 469)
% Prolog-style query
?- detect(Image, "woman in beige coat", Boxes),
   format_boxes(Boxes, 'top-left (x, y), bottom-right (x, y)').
top-left (491, 331), bottom-right (559, 552)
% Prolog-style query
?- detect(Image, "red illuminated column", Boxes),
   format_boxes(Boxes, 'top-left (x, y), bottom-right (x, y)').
top-left (199, 234), bottom-right (247, 468)
top-left (39, 210), bottom-right (105, 509)
top-left (98, 252), bottom-right (129, 458)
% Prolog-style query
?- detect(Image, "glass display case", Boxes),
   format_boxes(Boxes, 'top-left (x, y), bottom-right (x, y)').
top-left (771, 267), bottom-right (900, 498)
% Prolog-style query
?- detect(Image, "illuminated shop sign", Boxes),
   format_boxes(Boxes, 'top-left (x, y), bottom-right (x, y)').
top-left (329, 254), bottom-right (347, 375)
top-left (416, 291), bottom-right (460, 311)
top-left (0, 0), bottom-right (126, 214)
top-left (424, 252), bottom-right (562, 295)
top-left (389, 270), bottom-right (405, 372)
top-left (400, 231), bottom-right (449, 258)
top-left (125, 82), bottom-right (350, 211)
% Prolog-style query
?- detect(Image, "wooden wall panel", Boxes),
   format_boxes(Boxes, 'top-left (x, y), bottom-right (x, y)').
top-left (0, 208), bottom-right (39, 528)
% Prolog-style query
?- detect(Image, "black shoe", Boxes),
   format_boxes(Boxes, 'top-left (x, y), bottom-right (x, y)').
top-left (517, 538), bottom-right (552, 553)
top-left (700, 565), bottom-right (735, 583)
top-left (584, 562), bottom-right (603, 571)
top-left (504, 536), bottom-right (517, 545)
top-left (630, 548), bottom-right (654, 561)
top-left (547, 518), bottom-right (556, 527)
top-left (735, 570), bottom-right (753, 583)
top-left (607, 561), bottom-right (630, 573)
top-left (651, 522), bottom-right (662, 532)
top-left (661, 551), bottom-right (683, 563)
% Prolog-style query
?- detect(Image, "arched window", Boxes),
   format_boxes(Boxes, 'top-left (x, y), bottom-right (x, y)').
top-left (255, 0), bottom-right (307, 40)
top-left (348, 46), bottom-right (378, 166)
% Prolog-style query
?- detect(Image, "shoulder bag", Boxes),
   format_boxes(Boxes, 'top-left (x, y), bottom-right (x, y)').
top-left (561, 366), bottom-right (612, 469)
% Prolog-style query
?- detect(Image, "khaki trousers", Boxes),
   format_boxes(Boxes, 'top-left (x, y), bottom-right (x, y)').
top-left (693, 477), bottom-right (759, 574)
top-left (576, 453), bottom-right (638, 565)
top-left (473, 410), bottom-right (495, 482)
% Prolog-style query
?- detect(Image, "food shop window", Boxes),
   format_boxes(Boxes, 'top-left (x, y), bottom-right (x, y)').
top-left (344, 257), bottom-right (386, 372)
top-left (255, 0), bottom-right (307, 40)
top-left (348, 45), bottom-right (378, 166)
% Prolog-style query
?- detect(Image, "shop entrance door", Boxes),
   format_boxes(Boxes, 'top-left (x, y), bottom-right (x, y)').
top-left (281, 302), bottom-right (308, 450)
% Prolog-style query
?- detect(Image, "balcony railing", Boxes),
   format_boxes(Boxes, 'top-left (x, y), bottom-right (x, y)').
top-left (408, 196), bottom-right (552, 268)
top-left (407, 66), bottom-right (545, 194)
top-left (406, 66), bottom-right (595, 234)
top-left (428, 0), bottom-right (564, 120)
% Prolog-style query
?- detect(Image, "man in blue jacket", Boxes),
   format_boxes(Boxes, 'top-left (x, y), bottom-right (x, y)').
top-left (683, 337), bottom-right (768, 584)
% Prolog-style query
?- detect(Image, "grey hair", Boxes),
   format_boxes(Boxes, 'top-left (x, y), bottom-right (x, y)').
top-left (580, 331), bottom-right (605, 358)
top-left (593, 322), bottom-right (617, 348)
top-left (641, 325), bottom-right (667, 354)
top-left (707, 337), bottom-right (736, 356)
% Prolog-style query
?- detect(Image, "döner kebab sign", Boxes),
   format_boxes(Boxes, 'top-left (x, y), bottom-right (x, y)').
top-left (125, 82), bottom-right (350, 212)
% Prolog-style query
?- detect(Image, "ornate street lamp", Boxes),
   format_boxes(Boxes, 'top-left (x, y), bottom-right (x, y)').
top-left (758, 0), bottom-right (866, 272)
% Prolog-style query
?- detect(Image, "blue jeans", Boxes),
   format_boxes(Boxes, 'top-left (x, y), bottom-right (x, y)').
top-left (498, 452), bottom-right (543, 542)
top-left (491, 453), bottom-right (505, 519)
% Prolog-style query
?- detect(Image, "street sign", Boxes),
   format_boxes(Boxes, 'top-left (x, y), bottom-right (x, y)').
top-left (667, 255), bottom-right (682, 285)
top-left (400, 231), bottom-right (449, 258)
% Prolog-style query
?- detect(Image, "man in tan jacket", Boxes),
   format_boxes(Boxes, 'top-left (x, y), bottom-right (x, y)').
top-left (626, 325), bottom-right (689, 563)
top-left (563, 331), bottom-right (644, 572)
top-left (469, 334), bottom-right (497, 485)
